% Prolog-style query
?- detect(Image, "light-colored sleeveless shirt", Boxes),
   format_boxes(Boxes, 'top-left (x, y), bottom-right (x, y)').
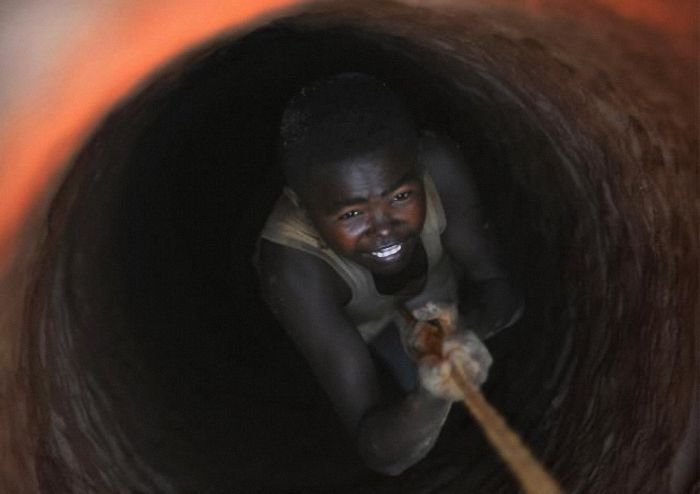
top-left (259, 173), bottom-right (459, 342)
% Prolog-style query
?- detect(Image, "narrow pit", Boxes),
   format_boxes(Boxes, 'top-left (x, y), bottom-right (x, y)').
top-left (11, 4), bottom-right (698, 494)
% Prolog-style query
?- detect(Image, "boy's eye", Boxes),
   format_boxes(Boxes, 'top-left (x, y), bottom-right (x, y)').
top-left (393, 190), bottom-right (412, 202)
top-left (338, 210), bottom-right (362, 221)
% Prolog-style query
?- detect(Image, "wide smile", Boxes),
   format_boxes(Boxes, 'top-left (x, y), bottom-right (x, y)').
top-left (357, 236), bottom-right (419, 274)
top-left (371, 243), bottom-right (402, 259)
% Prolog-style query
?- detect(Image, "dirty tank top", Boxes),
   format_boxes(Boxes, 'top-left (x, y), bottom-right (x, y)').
top-left (258, 173), bottom-right (459, 342)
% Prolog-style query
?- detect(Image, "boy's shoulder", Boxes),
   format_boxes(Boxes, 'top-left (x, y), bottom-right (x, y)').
top-left (419, 130), bottom-right (462, 161)
top-left (258, 238), bottom-right (352, 307)
top-left (418, 131), bottom-right (479, 211)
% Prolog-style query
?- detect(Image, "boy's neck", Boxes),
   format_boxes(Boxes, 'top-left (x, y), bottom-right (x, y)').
top-left (372, 242), bottom-right (428, 296)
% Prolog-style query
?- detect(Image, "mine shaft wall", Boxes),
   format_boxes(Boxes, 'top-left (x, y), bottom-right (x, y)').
top-left (0, 1), bottom-right (697, 493)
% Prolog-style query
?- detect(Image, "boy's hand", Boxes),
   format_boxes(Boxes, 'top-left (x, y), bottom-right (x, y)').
top-left (411, 301), bottom-right (458, 326)
top-left (418, 331), bottom-right (493, 401)
top-left (404, 302), bottom-right (458, 359)
top-left (403, 302), bottom-right (493, 401)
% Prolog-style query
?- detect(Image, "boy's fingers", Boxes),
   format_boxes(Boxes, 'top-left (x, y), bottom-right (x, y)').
top-left (443, 332), bottom-right (493, 386)
top-left (418, 356), bottom-right (463, 401)
top-left (407, 321), bottom-right (443, 356)
top-left (435, 304), bottom-right (458, 333)
top-left (411, 301), bottom-right (457, 322)
top-left (411, 302), bottom-right (442, 321)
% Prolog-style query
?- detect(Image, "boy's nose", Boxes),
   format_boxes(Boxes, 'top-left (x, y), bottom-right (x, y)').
top-left (370, 208), bottom-right (394, 237)
top-left (374, 223), bottom-right (391, 237)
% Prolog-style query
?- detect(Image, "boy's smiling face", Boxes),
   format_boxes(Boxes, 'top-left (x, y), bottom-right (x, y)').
top-left (302, 146), bottom-right (426, 276)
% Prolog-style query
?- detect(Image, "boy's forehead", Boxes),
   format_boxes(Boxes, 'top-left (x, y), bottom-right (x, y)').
top-left (311, 146), bottom-right (417, 182)
top-left (304, 149), bottom-right (420, 206)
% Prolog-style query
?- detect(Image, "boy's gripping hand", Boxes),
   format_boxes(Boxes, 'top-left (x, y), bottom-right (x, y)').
top-left (418, 331), bottom-right (492, 401)
top-left (405, 302), bottom-right (493, 401)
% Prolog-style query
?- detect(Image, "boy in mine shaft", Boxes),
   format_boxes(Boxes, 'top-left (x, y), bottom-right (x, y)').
top-left (256, 73), bottom-right (523, 475)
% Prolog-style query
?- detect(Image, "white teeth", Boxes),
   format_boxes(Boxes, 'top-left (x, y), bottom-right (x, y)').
top-left (371, 244), bottom-right (402, 258)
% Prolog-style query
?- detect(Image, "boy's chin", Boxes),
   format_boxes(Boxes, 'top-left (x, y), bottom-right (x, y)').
top-left (367, 261), bottom-right (411, 277)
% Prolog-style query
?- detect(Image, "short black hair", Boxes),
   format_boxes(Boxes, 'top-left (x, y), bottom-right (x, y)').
top-left (279, 73), bottom-right (418, 195)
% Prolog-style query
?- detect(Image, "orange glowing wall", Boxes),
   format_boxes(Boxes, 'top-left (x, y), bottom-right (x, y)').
top-left (0, 0), bottom-right (696, 275)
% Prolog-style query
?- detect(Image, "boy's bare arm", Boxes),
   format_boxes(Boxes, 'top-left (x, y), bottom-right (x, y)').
top-left (259, 239), bottom-right (451, 475)
top-left (420, 132), bottom-right (524, 332)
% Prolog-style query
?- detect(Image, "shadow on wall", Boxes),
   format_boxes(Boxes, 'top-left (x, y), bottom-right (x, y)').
top-left (0, 1), bottom-right (697, 493)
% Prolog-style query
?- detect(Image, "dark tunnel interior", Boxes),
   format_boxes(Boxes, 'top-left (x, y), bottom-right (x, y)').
top-left (24, 7), bottom-right (697, 494)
